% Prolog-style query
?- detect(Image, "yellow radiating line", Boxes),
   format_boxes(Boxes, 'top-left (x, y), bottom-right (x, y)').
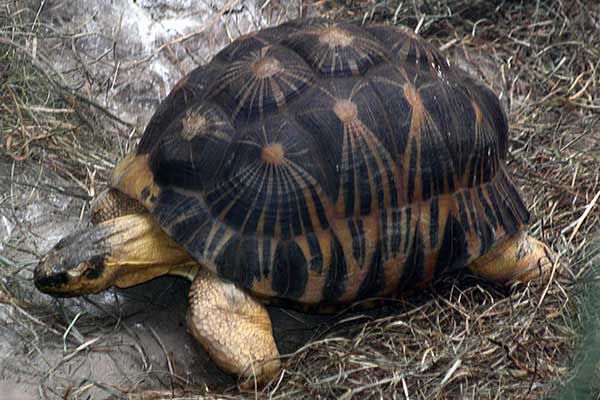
top-left (240, 163), bottom-right (271, 233)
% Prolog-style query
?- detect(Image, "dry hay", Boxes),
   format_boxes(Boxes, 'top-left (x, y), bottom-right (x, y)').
top-left (1, 0), bottom-right (599, 399)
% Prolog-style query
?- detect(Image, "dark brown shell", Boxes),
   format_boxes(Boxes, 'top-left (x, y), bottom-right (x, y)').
top-left (120, 19), bottom-right (528, 305)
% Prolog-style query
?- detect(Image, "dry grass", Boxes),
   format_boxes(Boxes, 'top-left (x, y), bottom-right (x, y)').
top-left (1, 0), bottom-right (599, 399)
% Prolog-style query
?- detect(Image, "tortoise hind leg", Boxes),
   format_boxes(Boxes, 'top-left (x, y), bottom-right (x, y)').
top-left (469, 231), bottom-right (555, 284)
top-left (187, 269), bottom-right (280, 387)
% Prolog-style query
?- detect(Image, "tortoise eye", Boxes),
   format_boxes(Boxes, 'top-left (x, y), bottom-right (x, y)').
top-left (81, 260), bottom-right (105, 280)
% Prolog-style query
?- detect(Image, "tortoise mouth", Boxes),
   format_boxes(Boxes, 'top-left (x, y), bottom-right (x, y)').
top-left (33, 267), bottom-right (70, 296)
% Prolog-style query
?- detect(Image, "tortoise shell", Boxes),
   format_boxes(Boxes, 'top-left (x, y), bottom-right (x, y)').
top-left (111, 19), bottom-right (529, 305)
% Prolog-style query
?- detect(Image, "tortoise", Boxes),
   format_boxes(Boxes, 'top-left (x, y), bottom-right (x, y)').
top-left (34, 18), bottom-right (554, 385)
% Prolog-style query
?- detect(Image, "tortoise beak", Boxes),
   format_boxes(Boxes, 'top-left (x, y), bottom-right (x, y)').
top-left (33, 254), bottom-right (70, 296)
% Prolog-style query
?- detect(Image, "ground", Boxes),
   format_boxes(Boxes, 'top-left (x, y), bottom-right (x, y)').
top-left (0, 1), bottom-right (599, 399)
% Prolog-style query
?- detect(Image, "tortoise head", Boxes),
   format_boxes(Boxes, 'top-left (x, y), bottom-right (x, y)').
top-left (34, 224), bottom-right (118, 296)
top-left (34, 214), bottom-right (195, 297)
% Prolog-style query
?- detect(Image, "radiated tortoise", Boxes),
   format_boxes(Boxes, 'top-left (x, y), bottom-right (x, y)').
top-left (34, 19), bottom-right (555, 385)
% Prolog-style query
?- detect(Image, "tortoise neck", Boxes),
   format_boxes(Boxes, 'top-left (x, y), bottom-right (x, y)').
top-left (104, 213), bottom-right (196, 288)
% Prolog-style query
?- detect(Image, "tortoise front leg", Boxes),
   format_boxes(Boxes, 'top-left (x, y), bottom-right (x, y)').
top-left (187, 269), bottom-right (280, 387)
top-left (90, 188), bottom-right (147, 224)
top-left (469, 231), bottom-right (555, 284)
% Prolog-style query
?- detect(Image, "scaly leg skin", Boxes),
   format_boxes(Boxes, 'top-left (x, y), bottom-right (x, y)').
top-left (187, 269), bottom-right (281, 388)
top-left (469, 230), bottom-right (555, 284)
top-left (90, 188), bottom-right (147, 224)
